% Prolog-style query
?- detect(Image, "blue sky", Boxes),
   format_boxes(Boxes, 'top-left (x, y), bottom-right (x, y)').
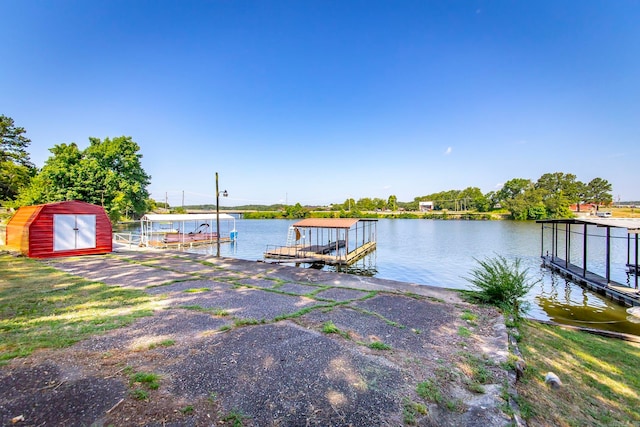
top-left (2, 0), bottom-right (639, 206)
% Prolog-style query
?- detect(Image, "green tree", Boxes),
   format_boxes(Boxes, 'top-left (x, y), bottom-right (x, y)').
top-left (496, 178), bottom-right (532, 202)
top-left (356, 197), bottom-right (375, 211)
top-left (342, 198), bottom-right (356, 211)
top-left (503, 187), bottom-right (546, 220)
top-left (0, 115), bottom-right (35, 201)
top-left (387, 195), bottom-right (398, 211)
top-left (284, 203), bottom-right (308, 218)
top-left (459, 187), bottom-right (490, 212)
top-left (535, 172), bottom-right (582, 218)
top-left (372, 198), bottom-right (386, 210)
top-left (17, 136), bottom-right (151, 222)
top-left (84, 136), bottom-right (151, 220)
top-left (584, 177), bottom-right (613, 206)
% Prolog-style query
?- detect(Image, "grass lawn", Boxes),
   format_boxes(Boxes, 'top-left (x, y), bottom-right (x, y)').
top-left (0, 252), bottom-right (159, 364)
top-left (611, 207), bottom-right (640, 218)
top-left (516, 320), bottom-right (640, 426)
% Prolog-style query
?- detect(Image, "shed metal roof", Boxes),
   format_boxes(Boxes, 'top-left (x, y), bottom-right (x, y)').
top-left (537, 218), bottom-right (640, 233)
top-left (292, 218), bottom-right (376, 229)
top-left (141, 213), bottom-right (235, 221)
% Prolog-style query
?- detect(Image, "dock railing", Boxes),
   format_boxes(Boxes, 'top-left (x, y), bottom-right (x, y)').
top-left (264, 244), bottom-right (307, 260)
top-left (113, 232), bottom-right (142, 248)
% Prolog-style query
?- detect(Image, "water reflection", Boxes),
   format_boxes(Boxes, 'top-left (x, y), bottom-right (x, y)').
top-left (326, 252), bottom-right (378, 277)
top-left (529, 268), bottom-right (640, 335)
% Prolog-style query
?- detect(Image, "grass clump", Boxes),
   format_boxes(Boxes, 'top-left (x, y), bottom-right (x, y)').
top-left (403, 397), bottom-right (428, 425)
top-left (130, 388), bottom-right (149, 400)
top-left (148, 339), bottom-right (175, 349)
top-left (461, 309), bottom-right (477, 325)
top-left (416, 379), bottom-right (442, 404)
top-left (368, 341), bottom-right (392, 350)
top-left (131, 371), bottom-right (160, 390)
top-left (0, 254), bottom-right (158, 363)
top-left (180, 405), bottom-right (194, 414)
top-left (183, 288), bottom-right (211, 293)
top-left (221, 409), bottom-right (249, 427)
top-left (322, 320), bottom-right (340, 334)
top-left (179, 305), bottom-right (229, 316)
top-left (457, 326), bottom-right (472, 338)
top-left (465, 254), bottom-right (537, 316)
top-left (233, 318), bottom-right (263, 327)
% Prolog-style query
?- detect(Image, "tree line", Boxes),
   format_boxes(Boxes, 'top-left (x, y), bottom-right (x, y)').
top-left (336, 173), bottom-right (612, 220)
top-left (1, 114), bottom-right (613, 222)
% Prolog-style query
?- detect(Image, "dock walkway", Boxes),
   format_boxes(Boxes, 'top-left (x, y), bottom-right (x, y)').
top-left (542, 255), bottom-right (640, 307)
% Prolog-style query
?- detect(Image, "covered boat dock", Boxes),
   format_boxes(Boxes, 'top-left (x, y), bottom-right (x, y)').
top-left (264, 218), bottom-right (377, 266)
top-left (140, 213), bottom-right (237, 248)
top-left (538, 218), bottom-right (640, 307)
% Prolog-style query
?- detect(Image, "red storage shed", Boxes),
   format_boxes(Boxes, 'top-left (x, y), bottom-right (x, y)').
top-left (5, 200), bottom-right (112, 258)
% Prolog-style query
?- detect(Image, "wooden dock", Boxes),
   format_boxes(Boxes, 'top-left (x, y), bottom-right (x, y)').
top-left (264, 218), bottom-right (378, 266)
top-left (542, 255), bottom-right (640, 307)
top-left (264, 241), bottom-right (376, 266)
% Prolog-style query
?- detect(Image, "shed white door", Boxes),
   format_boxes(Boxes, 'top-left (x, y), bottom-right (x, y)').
top-left (53, 214), bottom-right (97, 251)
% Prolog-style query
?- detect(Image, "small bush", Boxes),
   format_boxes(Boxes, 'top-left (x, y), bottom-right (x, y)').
top-left (465, 255), bottom-right (537, 316)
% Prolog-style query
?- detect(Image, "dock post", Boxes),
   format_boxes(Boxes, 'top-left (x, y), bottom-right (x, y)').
top-left (552, 223), bottom-right (557, 260)
top-left (606, 227), bottom-right (611, 285)
top-left (583, 223), bottom-right (588, 277)
top-left (628, 233), bottom-right (631, 267)
top-left (540, 223), bottom-right (544, 257)
top-left (634, 233), bottom-right (638, 289)
top-left (566, 223), bottom-right (570, 269)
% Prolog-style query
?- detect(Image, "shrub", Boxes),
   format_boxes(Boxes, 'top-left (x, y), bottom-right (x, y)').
top-left (465, 255), bottom-right (537, 316)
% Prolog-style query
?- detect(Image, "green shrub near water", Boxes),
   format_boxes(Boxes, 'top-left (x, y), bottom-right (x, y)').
top-left (465, 255), bottom-right (537, 316)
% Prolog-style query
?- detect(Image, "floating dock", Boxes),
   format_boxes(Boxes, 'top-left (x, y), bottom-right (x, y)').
top-left (538, 218), bottom-right (640, 307)
top-left (264, 218), bottom-right (377, 266)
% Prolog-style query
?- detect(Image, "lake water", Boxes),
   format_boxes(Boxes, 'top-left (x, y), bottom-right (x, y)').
top-left (124, 218), bottom-right (640, 335)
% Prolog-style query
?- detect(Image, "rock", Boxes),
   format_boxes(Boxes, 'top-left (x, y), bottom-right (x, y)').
top-left (544, 372), bottom-right (562, 389)
top-left (515, 359), bottom-right (526, 380)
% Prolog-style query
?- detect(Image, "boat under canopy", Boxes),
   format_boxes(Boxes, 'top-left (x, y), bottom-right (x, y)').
top-left (140, 213), bottom-right (237, 248)
top-left (264, 218), bottom-right (377, 266)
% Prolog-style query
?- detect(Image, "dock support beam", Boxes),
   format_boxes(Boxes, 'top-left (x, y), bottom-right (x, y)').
top-left (583, 223), bottom-right (588, 278)
top-left (633, 233), bottom-right (640, 289)
top-left (552, 223), bottom-right (557, 260)
top-left (566, 223), bottom-right (570, 269)
top-left (606, 227), bottom-right (611, 285)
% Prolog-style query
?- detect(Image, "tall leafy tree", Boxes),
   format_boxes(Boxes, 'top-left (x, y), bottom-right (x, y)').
top-left (0, 115), bottom-right (35, 201)
top-left (459, 186), bottom-right (490, 211)
top-left (584, 177), bottom-right (613, 205)
top-left (503, 187), bottom-right (546, 220)
top-left (387, 194), bottom-right (398, 211)
top-left (535, 172), bottom-right (583, 217)
top-left (17, 136), bottom-right (151, 222)
top-left (497, 178), bottom-right (533, 202)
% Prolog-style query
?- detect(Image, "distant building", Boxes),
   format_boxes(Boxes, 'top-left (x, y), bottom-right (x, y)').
top-left (419, 201), bottom-right (434, 212)
top-left (569, 203), bottom-right (598, 212)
